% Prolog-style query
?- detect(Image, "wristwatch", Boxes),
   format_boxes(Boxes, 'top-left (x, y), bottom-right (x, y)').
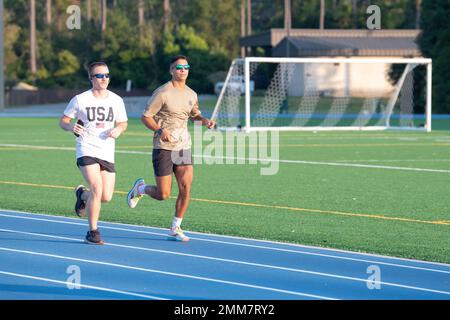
top-left (156, 128), bottom-right (163, 135)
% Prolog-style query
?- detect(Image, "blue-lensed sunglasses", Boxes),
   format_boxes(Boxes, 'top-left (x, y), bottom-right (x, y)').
top-left (92, 73), bottom-right (110, 79)
top-left (175, 64), bottom-right (190, 70)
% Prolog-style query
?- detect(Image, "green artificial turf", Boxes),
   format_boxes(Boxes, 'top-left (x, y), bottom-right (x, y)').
top-left (1, 117), bottom-right (449, 263)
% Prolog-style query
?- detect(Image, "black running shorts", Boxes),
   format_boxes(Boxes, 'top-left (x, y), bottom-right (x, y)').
top-left (152, 149), bottom-right (192, 177)
top-left (76, 156), bottom-right (116, 173)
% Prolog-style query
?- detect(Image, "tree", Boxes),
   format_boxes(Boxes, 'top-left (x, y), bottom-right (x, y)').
top-left (179, 0), bottom-right (240, 57)
top-left (3, 9), bottom-right (21, 85)
top-left (292, 0), bottom-right (319, 29)
top-left (163, 0), bottom-right (171, 32)
top-left (418, 0), bottom-right (450, 113)
top-left (3, 0), bottom-right (425, 94)
top-left (86, 0), bottom-right (92, 21)
top-left (46, 0), bottom-right (51, 25)
top-left (54, 50), bottom-right (80, 77)
top-left (352, 0), bottom-right (357, 28)
top-left (250, 0), bottom-right (283, 31)
top-left (241, 0), bottom-right (245, 57)
top-left (101, 0), bottom-right (107, 33)
top-left (29, 0), bottom-right (36, 76)
top-left (319, 0), bottom-right (325, 29)
top-left (138, 0), bottom-right (145, 41)
top-left (416, 0), bottom-right (422, 29)
top-left (247, 0), bottom-right (252, 35)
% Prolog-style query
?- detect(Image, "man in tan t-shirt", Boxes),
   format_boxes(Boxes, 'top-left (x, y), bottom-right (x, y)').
top-left (126, 55), bottom-right (215, 242)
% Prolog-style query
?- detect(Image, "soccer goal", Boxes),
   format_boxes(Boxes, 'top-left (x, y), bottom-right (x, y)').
top-left (211, 57), bottom-right (432, 132)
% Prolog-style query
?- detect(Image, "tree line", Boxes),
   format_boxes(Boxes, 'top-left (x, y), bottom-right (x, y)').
top-left (5, 0), bottom-right (240, 93)
top-left (3, 0), bottom-right (448, 112)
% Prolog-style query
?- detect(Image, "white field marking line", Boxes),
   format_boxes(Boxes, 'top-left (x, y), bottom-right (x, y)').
top-left (3, 210), bottom-right (450, 270)
top-left (0, 134), bottom-right (444, 142)
top-left (0, 270), bottom-right (165, 300)
top-left (0, 144), bottom-right (148, 155)
top-left (1, 143), bottom-right (449, 174)
top-left (0, 246), bottom-right (335, 300)
top-left (282, 135), bottom-right (450, 141)
top-left (272, 159), bottom-right (450, 173)
top-left (1, 212), bottom-right (450, 274)
top-left (334, 159), bottom-right (450, 163)
top-left (0, 144), bottom-right (76, 151)
top-left (1, 228), bottom-right (450, 297)
top-left (0, 139), bottom-right (71, 143)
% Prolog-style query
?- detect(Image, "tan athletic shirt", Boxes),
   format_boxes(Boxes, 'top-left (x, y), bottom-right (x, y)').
top-left (143, 81), bottom-right (201, 151)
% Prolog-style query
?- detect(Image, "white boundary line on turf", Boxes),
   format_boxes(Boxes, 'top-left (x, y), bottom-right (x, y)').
top-left (1, 143), bottom-right (450, 174)
top-left (334, 159), bottom-right (450, 163)
top-left (1, 209), bottom-right (450, 271)
top-left (0, 270), bottom-right (166, 300)
top-left (0, 246), bottom-right (335, 300)
top-left (1, 227), bottom-right (450, 297)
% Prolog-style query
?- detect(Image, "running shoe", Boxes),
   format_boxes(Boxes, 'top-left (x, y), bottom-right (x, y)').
top-left (168, 226), bottom-right (190, 242)
top-left (74, 185), bottom-right (88, 217)
top-left (127, 178), bottom-right (145, 209)
top-left (84, 229), bottom-right (105, 245)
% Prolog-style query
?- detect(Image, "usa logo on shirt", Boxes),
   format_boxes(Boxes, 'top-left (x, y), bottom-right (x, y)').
top-left (96, 122), bottom-right (105, 128)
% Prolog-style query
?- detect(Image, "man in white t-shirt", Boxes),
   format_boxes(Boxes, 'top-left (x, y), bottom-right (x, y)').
top-left (59, 61), bottom-right (128, 245)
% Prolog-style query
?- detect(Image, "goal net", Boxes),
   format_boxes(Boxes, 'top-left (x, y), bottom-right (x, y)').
top-left (211, 57), bottom-right (432, 132)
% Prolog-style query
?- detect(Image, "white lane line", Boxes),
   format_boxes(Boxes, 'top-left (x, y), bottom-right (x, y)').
top-left (1, 143), bottom-right (448, 173)
top-left (0, 246), bottom-right (335, 300)
top-left (11, 209), bottom-right (449, 269)
top-left (1, 228), bottom-right (449, 297)
top-left (0, 270), bottom-right (166, 300)
top-left (1, 212), bottom-right (449, 274)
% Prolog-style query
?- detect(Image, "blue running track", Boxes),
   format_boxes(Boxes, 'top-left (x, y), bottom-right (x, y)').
top-left (0, 209), bottom-right (449, 300)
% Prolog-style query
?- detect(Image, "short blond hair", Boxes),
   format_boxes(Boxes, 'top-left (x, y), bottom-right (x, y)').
top-left (88, 62), bottom-right (108, 77)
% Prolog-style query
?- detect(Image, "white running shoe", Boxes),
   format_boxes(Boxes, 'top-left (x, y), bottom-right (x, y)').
top-left (127, 178), bottom-right (145, 209)
top-left (168, 227), bottom-right (190, 242)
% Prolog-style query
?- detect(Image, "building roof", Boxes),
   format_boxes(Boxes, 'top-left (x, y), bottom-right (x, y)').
top-left (273, 36), bottom-right (421, 57)
top-left (12, 82), bottom-right (38, 91)
top-left (240, 28), bottom-right (422, 57)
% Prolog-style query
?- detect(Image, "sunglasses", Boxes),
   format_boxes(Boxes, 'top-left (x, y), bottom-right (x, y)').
top-left (175, 64), bottom-right (190, 70)
top-left (92, 73), bottom-right (110, 79)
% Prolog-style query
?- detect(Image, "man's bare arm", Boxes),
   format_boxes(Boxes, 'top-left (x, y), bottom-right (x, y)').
top-left (109, 121), bottom-right (128, 139)
top-left (190, 114), bottom-right (215, 129)
top-left (141, 115), bottom-right (171, 142)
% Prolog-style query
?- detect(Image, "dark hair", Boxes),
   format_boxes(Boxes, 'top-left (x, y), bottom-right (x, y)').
top-left (88, 61), bottom-right (108, 77)
top-left (170, 55), bottom-right (188, 66)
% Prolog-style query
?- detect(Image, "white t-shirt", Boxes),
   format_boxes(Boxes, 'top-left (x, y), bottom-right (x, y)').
top-left (63, 89), bottom-right (128, 163)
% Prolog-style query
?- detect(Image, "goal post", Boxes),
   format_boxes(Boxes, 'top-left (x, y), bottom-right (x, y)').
top-left (211, 57), bottom-right (432, 132)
